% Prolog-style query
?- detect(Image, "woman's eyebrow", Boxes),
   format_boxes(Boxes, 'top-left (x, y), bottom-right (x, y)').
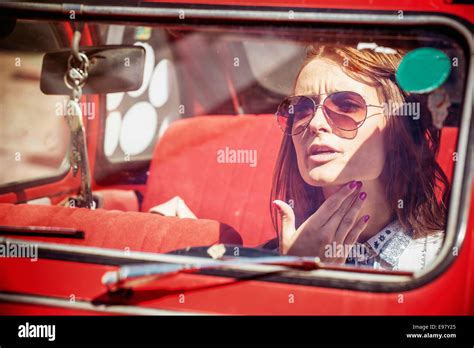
top-left (302, 84), bottom-right (342, 95)
top-left (299, 89), bottom-right (341, 97)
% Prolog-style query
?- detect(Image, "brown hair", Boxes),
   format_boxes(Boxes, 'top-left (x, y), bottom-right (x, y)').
top-left (270, 45), bottom-right (450, 240)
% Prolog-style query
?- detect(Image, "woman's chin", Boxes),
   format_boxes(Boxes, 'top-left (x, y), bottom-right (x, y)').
top-left (305, 166), bottom-right (345, 186)
top-left (305, 172), bottom-right (343, 187)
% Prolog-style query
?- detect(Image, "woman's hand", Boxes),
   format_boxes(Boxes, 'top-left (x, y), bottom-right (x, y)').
top-left (273, 181), bottom-right (370, 263)
top-left (149, 196), bottom-right (197, 219)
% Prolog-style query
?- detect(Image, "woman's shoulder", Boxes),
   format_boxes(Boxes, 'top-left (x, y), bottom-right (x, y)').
top-left (396, 229), bottom-right (444, 272)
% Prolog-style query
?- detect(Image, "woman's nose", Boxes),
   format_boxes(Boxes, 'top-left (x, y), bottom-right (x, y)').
top-left (307, 106), bottom-right (332, 134)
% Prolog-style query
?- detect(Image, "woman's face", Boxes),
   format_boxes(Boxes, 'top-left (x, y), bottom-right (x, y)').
top-left (293, 58), bottom-right (388, 187)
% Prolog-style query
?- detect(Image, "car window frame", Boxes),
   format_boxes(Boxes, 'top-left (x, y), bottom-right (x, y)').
top-left (0, 2), bottom-right (472, 293)
top-left (0, 20), bottom-right (72, 195)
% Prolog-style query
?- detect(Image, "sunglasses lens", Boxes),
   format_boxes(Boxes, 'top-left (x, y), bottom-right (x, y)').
top-left (276, 96), bottom-right (314, 135)
top-left (324, 91), bottom-right (367, 130)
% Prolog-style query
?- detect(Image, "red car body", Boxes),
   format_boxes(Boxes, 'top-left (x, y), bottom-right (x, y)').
top-left (0, 0), bottom-right (473, 315)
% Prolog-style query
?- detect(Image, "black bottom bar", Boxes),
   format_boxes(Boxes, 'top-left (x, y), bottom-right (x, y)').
top-left (0, 316), bottom-right (473, 346)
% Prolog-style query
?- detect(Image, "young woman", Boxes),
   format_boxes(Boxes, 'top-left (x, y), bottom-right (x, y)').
top-left (149, 44), bottom-right (450, 272)
top-left (271, 44), bottom-right (450, 271)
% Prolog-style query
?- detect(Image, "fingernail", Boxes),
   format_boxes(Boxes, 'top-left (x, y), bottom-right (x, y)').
top-left (359, 192), bottom-right (367, 200)
top-left (357, 181), bottom-right (363, 188)
top-left (363, 215), bottom-right (370, 223)
top-left (349, 180), bottom-right (357, 189)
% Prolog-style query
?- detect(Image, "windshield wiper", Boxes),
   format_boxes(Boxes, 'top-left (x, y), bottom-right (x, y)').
top-left (102, 255), bottom-right (322, 291)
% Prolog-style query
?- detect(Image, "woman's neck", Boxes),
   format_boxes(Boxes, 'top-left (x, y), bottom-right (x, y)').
top-left (322, 179), bottom-right (393, 243)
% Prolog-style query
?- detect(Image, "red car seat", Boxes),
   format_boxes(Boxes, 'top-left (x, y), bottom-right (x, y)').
top-left (142, 115), bottom-right (283, 247)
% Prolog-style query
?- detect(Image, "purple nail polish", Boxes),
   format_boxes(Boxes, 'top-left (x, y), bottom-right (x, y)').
top-left (363, 215), bottom-right (370, 223)
top-left (349, 181), bottom-right (357, 189)
top-left (357, 181), bottom-right (363, 188)
top-left (359, 192), bottom-right (367, 200)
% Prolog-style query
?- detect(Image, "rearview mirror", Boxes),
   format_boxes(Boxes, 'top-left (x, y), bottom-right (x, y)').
top-left (40, 45), bottom-right (146, 95)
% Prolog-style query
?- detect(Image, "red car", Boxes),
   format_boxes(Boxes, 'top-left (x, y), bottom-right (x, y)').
top-left (0, 0), bottom-right (472, 326)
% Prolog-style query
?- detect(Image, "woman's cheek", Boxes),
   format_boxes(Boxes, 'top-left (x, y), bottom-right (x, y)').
top-left (347, 150), bottom-right (385, 180)
top-left (345, 133), bottom-right (387, 180)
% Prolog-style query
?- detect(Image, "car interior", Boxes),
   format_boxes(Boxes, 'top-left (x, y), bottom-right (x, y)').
top-left (0, 18), bottom-right (468, 270)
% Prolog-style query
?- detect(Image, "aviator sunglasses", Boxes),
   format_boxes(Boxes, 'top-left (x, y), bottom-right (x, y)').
top-left (276, 91), bottom-right (384, 137)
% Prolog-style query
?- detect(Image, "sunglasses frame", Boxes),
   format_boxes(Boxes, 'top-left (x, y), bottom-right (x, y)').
top-left (276, 91), bottom-right (385, 136)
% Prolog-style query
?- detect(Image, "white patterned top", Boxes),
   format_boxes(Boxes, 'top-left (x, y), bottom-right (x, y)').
top-left (346, 219), bottom-right (444, 272)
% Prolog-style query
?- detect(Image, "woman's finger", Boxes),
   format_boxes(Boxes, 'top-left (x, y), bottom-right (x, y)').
top-left (333, 191), bottom-right (368, 242)
top-left (343, 215), bottom-right (370, 247)
top-left (317, 186), bottom-right (362, 240)
top-left (324, 187), bottom-right (360, 227)
top-left (317, 181), bottom-right (362, 225)
top-left (299, 181), bottom-right (360, 245)
top-left (272, 200), bottom-right (297, 253)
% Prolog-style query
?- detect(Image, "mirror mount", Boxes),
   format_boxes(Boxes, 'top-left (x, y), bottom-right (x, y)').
top-left (40, 31), bottom-right (146, 209)
top-left (61, 29), bottom-right (94, 209)
top-left (40, 45), bottom-right (146, 95)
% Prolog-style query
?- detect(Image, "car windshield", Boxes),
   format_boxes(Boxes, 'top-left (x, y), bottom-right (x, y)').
top-left (0, 17), bottom-right (470, 277)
